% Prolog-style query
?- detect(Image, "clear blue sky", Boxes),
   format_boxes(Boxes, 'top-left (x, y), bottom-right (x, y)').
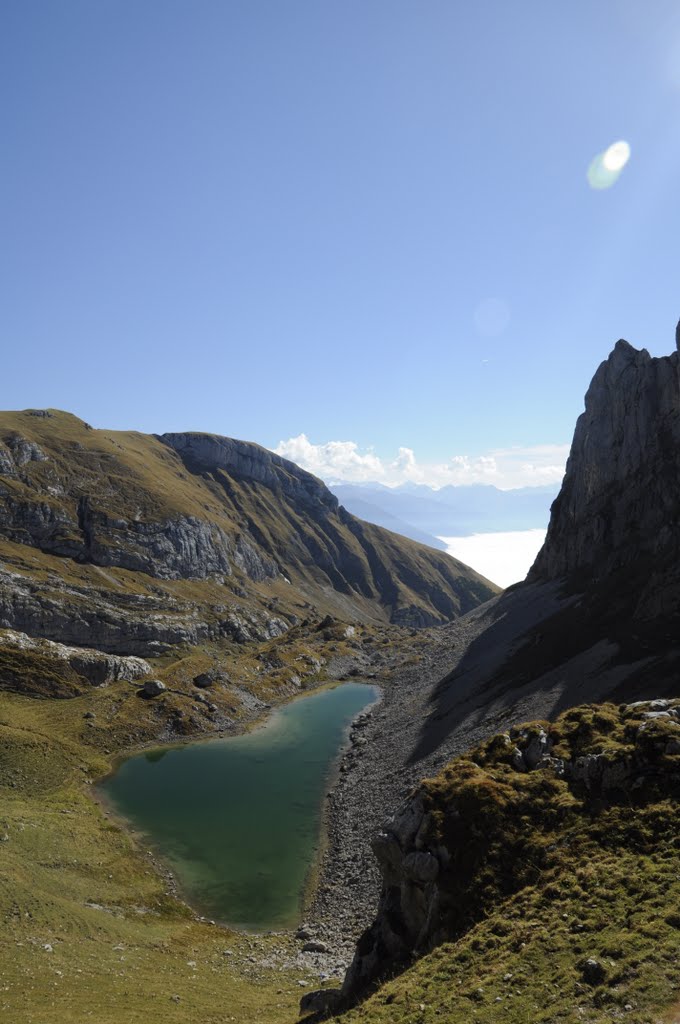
top-left (3, 1), bottom-right (680, 467)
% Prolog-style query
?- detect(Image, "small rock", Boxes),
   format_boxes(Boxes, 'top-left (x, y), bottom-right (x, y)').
top-left (193, 672), bottom-right (215, 689)
top-left (142, 679), bottom-right (166, 698)
top-left (581, 958), bottom-right (607, 984)
top-left (83, 711), bottom-right (96, 720)
top-left (302, 940), bottom-right (328, 953)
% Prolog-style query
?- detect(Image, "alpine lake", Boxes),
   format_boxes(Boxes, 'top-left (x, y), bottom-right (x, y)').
top-left (98, 681), bottom-right (378, 931)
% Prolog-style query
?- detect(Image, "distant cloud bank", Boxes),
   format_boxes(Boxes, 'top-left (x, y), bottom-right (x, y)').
top-left (439, 529), bottom-right (547, 588)
top-left (273, 434), bottom-right (569, 490)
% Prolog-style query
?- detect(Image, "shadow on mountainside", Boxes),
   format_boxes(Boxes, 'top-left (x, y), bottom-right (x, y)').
top-left (408, 569), bottom-right (680, 765)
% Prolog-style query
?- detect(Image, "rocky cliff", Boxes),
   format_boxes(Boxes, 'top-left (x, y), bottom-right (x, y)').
top-left (160, 432), bottom-right (337, 513)
top-left (405, 332), bottom-right (680, 768)
top-left (530, 338), bottom-right (680, 614)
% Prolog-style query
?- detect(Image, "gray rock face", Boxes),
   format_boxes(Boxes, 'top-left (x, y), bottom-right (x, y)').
top-left (530, 339), bottom-right (680, 603)
top-left (0, 493), bottom-right (273, 583)
top-left (0, 434), bottom-right (47, 474)
top-left (159, 432), bottom-right (338, 514)
top-left (0, 564), bottom-right (286, 657)
top-left (0, 431), bottom-right (279, 583)
top-left (0, 628), bottom-right (151, 685)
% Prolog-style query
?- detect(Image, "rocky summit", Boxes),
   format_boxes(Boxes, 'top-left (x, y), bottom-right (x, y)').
top-left (406, 334), bottom-right (680, 769)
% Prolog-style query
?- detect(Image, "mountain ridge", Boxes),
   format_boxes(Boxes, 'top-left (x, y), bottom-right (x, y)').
top-left (0, 410), bottom-right (499, 655)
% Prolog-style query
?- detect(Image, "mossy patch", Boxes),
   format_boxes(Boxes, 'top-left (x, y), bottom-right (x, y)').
top-left (0, 645), bottom-right (85, 699)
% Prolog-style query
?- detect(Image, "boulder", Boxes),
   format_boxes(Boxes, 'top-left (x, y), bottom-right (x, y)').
top-left (302, 940), bottom-right (328, 953)
top-left (142, 679), bottom-right (166, 698)
top-left (299, 989), bottom-right (341, 1016)
top-left (581, 958), bottom-right (607, 985)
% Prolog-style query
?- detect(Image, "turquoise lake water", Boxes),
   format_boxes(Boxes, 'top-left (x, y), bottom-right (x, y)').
top-left (98, 682), bottom-right (378, 930)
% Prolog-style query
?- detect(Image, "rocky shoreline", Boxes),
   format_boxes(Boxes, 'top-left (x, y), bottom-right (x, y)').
top-left (300, 611), bottom-right (490, 961)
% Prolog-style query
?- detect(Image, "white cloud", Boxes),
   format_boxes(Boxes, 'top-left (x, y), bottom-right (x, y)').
top-left (273, 435), bottom-right (569, 490)
top-left (273, 434), bottom-right (386, 482)
top-left (439, 529), bottom-right (547, 588)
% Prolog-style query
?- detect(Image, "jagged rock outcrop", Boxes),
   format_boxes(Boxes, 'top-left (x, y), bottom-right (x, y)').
top-left (410, 331), bottom-right (680, 766)
top-left (333, 700), bottom-right (680, 1011)
top-left (530, 338), bottom-right (680, 610)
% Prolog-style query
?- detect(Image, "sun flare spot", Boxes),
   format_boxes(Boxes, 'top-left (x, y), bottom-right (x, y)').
top-left (587, 139), bottom-right (631, 189)
top-left (602, 140), bottom-right (631, 172)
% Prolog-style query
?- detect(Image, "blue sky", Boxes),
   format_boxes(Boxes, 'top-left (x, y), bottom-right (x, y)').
top-left (3, 2), bottom-right (680, 488)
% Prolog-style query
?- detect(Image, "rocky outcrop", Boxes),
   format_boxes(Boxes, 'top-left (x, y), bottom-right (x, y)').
top-left (0, 492), bottom-right (276, 583)
top-left (160, 432), bottom-right (338, 513)
top-left (0, 565), bottom-right (288, 656)
top-left (0, 628), bottom-right (151, 685)
top-left (334, 699), bottom-right (680, 1010)
top-left (411, 331), bottom-right (680, 766)
top-left (530, 338), bottom-right (680, 618)
top-left (0, 434), bottom-right (48, 476)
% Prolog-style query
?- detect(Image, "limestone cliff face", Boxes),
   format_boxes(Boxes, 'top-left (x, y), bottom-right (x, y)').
top-left (530, 339), bottom-right (680, 619)
top-left (410, 334), bottom-right (680, 770)
top-left (160, 432), bottom-right (337, 514)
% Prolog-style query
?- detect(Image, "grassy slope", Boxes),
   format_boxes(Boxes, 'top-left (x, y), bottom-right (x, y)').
top-left (0, 410), bottom-right (499, 627)
top-left (0, 655), bottom-right (328, 1024)
top-left (1, 643), bottom-right (679, 1024)
top-left (335, 705), bottom-right (680, 1024)
top-left (0, 609), bottom-right (431, 1023)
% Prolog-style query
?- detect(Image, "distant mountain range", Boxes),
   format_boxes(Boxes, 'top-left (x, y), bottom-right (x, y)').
top-left (330, 482), bottom-right (558, 550)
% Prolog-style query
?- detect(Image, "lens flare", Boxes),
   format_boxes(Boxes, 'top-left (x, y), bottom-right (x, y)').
top-left (602, 140), bottom-right (631, 172)
top-left (587, 139), bottom-right (631, 190)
